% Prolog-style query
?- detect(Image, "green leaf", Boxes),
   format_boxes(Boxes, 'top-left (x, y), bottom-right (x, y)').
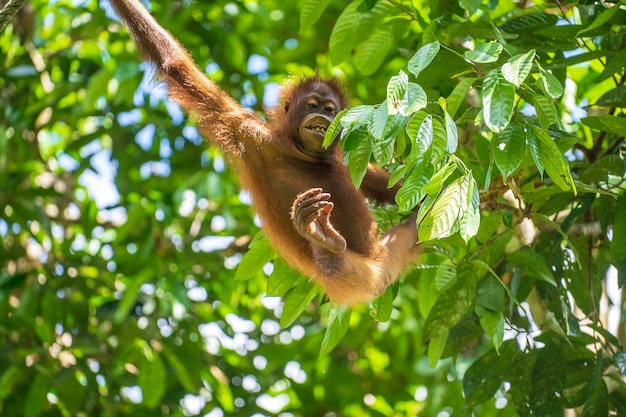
top-left (611, 196), bottom-right (626, 262)
top-left (581, 114), bottom-right (626, 136)
top-left (114, 269), bottom-right (153, 324)
top-left (423, 159), bottom-right (457, 195)
top-left (329, 0), bottom-right (393, 65)
top-left (463, 341), bottom-right (515, 407)
top-left (370, 285), bottom-right (394, 322)
top-left (501, 12), bottom-right (559, 34)
top-left (493, 122), bottom-right (526, 178)
top-left (615, 352), bottom-right (626, 375)
top-left (502, 49), bottom-right (536, 87)
top-left (299, 0), bottom-right (332, 33)
top-left (423, 271), bottom-right (478, 340)
top-left (507, 250), bottom-right (557, 286)
top-left (477, 308), bottom-right (504, 353)
top-left (508, 348), bottom-right (536, 412)
top-left (434, 266), bottom-right (457, 291)
top-left (407, 41), bottom-right (440, 78)
top-left (446, 77), bottom-right (476, 118)
top-left (0, 366), bottom-right (21, 398)
top-left (533, 94), bottom-right (560, 129)
top-left (418, 175), bottom-right (469, 242)
top-left (354, 19), bottom-right (409, 75)
top-left (443, 109), bottom-right (458, 153)
top-left (411, 113), bottom-right (433, 156)
top-left (531, 342), bottom-right (565, 416)
top-left (281, 278), bottom-right (319, 328)
top-left (387, 71), bottom-right (409, 116)
top-left (323, 108), bottom-right (347, 148)
top-left (596, 86), bottom-right (626, 108)
top-left (458, 175), bottom-right (480, 243)
top-left (402, 82), bottom-right (428, 116)
top-left (234, 232), bottom-right (275, 281)
top-left (139, 348), bottom-right (167, 409)
top-left (320, 305), bottom-right (352, 357)
top-left (537, 63), bottom-right (564, 98)
top-left (161, 345), bottom-right (199, 392)
top-left (427, 332), bottom-right (448, 368)
top-left (368, 102), bottom-right (388, 139)
top-left (340, 105), bottom-right (375, 128)
top-left (395, 162), bottom-right (434, 212)
top-left (528, 125), bottom-right (576, 193)
top-left (431, 117), bottom-right (447, 164)
top-left (24, 372), bottom-right (51, 417)
top-left (598, 49), bottom-right (626, 83)
top-left (465, 41), bottom-right (503, 63)
top-left (266, 259), bottom-right (300, 297)
top-left (346, 128), bottom-right (372, 189)
top-left (577, 4), bottom-right (621, 36)
top-left (482, 68), bottom-right (516, 133)
top-left (581, 376), bottom-right (609, 417)
top-left (527, 126), bottom-right (544, 177)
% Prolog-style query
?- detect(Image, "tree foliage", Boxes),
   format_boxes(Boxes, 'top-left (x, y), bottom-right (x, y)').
top-left (1, 0), bottom-right (625, 416)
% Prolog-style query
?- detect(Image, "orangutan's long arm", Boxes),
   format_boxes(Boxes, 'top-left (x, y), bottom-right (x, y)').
top-left (108, 0), bottom-right (269, 153)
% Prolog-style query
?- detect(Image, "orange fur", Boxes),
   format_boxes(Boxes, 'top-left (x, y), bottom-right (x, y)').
top-left (109, 0), bottom-right (419, 305)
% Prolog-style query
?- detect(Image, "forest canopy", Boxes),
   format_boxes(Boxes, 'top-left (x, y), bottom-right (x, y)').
top-left (1, 0), bottom-right (625, 416)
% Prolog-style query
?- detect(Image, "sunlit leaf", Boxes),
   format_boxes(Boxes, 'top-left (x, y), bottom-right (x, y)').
top-left (340, 105), bottom-right (375, 128)
top-left (368, 102), bottom-right (388, 139)
top-left (387, 71), bottom-right (409, 115)
top-left (114, 269), bottom-right (154, 324)
top-left (412, 114), bottom-right (433, 156)
top-left (465, 41), bottom-right (503, 63)
top-left (408, 41), bottom-right (440, 78)
top-left (418, 174), bottom-right (469, 242)
top-left (502, 49), bottom-right (536, 87)
top-left (401, 82), bottom-right (428, 116)
top-left (482, 68), bottom-right (516, 133)
top-left (443, 109), bottom-right (458, 153)
top-left (537, 63), bottom-right (564, 98)
top-left (458, 175), bottom-right (480, 242)
top-left (431, 117), bottom-right (447, 164)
